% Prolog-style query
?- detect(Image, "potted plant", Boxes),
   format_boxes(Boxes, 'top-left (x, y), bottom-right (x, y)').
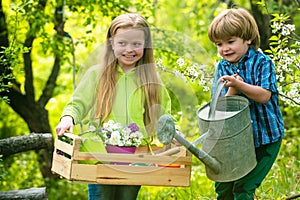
top-left (101, 120), bottom-right (144, 154)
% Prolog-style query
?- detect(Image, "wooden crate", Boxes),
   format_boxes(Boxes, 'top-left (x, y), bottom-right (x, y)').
top-left (51, 133), bottom-right (192, 187)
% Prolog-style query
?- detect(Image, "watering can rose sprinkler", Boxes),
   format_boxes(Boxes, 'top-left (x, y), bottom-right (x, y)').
top-left (157, 114), bottom-right (221, 175)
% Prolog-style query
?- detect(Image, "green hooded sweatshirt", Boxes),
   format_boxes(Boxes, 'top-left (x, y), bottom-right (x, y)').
top-left (61, 65), bottom-right (171, 136)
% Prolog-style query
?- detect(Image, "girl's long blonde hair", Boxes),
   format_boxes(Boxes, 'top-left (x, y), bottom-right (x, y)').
top-left (95, 13), bottom-right (161, 135)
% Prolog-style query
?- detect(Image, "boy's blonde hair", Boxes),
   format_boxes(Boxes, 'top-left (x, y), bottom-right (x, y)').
top-left (208, 8), bottom-right (260, 50)
top-left (95, 13), bottom-right (161, 135)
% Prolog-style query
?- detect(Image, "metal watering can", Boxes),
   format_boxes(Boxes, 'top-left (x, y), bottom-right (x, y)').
top-left (157, 82), bottom-right (257, 182)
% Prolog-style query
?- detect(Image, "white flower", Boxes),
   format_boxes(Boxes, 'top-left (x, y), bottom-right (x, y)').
top-left (110, 131), bottom-right (122, 145)
top-left (176, 57), bottom-right (185, 67)
top-left (102, 120), bottom-right (144, 147)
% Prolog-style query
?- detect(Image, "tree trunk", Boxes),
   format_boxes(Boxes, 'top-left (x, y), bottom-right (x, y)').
top-left (0, 187), bottom-right (48, 200)
top-left (0, 133), bottom-right (53, 158)
top-left (0, 0), bottom-right (65, 180)
top-left (250, 0), bottom-right (271, 51)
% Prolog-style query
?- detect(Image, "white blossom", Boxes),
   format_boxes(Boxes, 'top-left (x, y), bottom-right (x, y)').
top-left (102, 120), bottom-right (144, 147)
top-left (176, 57), bottom-right (185, 67)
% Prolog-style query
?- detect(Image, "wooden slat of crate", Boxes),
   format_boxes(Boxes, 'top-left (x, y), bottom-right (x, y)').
top-left (96, 164), bottom-right (191, 186)
top-left (54, 135), bottom-right (81, 155)
top-left (55, 139), bottom-right (74, 156)
top-left (51, 135), bottom-right (192, 186)
top-left (69, 163), bottom-right (191, 186)
top-left (69, 164), bottom-right (98, 182)
top-left (74, 150), bottom-right (191, 165)
top-left (51, 153), bottom-right (72, 179)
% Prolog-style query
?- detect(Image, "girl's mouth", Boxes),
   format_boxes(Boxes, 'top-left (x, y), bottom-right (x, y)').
top-left (122, 54), bottom-right (136, 61)
top-left (122, 54), bottom-right (136, 58)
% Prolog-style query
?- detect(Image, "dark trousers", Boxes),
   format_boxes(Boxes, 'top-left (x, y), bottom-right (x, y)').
top-left (88, 184), bottom-right (141, 200)
top-left (215, 138), bottom-right (282, 200)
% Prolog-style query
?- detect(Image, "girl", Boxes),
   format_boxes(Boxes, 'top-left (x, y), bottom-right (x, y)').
top-left (56, 13), bottom-right (171, 200)
top-left (208, 8), bottom-right (284, 200)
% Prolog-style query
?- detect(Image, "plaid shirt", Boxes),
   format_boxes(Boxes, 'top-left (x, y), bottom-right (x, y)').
top-left (212, 47), bottom-right (284, 147)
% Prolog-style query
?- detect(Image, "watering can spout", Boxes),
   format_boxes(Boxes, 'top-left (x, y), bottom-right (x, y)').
top-left (157, 114), bottom-right (221, 174)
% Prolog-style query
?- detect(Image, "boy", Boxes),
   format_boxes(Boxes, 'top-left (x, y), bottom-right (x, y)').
top-left (208, 7), bottom-right (284, 200)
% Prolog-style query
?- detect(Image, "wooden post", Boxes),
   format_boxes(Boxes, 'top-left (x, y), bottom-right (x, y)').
top-left (0, 187), bottom-right (48, 200)
top-left (0, 133), bottom-right (53, 158)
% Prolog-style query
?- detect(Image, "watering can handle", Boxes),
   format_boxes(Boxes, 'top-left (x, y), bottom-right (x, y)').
top-left (208, 81), bottom-right (227, 119)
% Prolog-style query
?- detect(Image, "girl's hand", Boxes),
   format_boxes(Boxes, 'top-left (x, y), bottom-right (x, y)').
top-left (55, 115), bottom-right (74, 136)
top-left (172, 130), bottom-right (185, 146)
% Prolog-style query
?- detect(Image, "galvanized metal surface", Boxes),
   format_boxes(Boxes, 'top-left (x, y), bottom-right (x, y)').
top-left (197, 95), bottom-right (257, 182)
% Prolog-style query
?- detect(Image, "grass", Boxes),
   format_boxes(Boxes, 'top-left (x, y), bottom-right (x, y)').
top-left (1, 138), bottom-right (298, 200)
top-left (137, 137), bottom-right (300, 200)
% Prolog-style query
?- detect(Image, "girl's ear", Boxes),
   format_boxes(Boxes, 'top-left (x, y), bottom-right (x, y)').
top-left (109, 38), bottom-right (114, 50)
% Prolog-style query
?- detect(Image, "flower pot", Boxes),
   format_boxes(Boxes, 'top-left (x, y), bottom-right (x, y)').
top-left (105, 145), bottom-right (137, 154)
top-left (105, 144), bottom-right (136, 165)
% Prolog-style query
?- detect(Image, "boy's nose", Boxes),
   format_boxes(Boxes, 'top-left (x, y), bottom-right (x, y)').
top-left (222, 45), bottom-right (230, 51)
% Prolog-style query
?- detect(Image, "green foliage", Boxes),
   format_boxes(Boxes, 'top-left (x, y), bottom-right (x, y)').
top-left (257, 138), bottom-right (300, 199)
top-left (1, 0), bottom-right (299, 199)
top-left (46, 179), bottom-right (87, 200)
top-left (255, 1), bottom-right (300, 107)
top-left (0, 152), bottom-right (44, 191)
top-left (265, 13), bottom-right (300, 107)
top-left (0, 45), bottom-right (25, 103)
top-left (0, 101), bottom-right (29, 138)
top-left (0, 155), bottom-right (5, 181)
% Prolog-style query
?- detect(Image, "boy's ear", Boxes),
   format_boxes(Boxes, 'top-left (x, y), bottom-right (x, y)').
top-left (246, 40), bottom-right (252, 45)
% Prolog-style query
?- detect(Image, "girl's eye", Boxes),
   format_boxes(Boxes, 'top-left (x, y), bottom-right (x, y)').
top-left (118, 41), bottom-right (126, 46)
top-left (133, 42), bottom-right (142, 47)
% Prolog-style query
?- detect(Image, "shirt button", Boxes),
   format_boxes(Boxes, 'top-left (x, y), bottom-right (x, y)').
top-left (237, 69), bottom-right (240, 72)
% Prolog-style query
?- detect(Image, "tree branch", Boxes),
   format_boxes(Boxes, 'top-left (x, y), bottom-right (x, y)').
top-left (0, 187), bottom-right (48, 200)
top-left (0, 133), bottom-right (53, 158)
top-left (38, 1), bottom-right (65, 106)
top-left (23, 35), bottom-right (35, 103)
top-left (22, 0), bottom-right (48, 104)
top-left (286, 193), bottom-right (300, 200)
top-left (279, 92), bottom-right (300, 106)
top-left (38, 56), bottom-right (61, 107)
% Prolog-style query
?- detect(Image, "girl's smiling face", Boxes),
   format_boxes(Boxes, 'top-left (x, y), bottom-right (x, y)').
top-left (215, 37), bottom-right (251, 65)
top-left (111, 28), bottom-right (145, 72)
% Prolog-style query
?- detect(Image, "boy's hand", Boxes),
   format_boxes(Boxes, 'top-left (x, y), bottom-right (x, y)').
top-left (219, 74), bottom-right (243, 87)
top-left (219, 74), bottom-right (243, 95)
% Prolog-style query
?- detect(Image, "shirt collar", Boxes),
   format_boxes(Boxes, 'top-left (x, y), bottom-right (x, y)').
top-left (117, 65), bottom-right (136, 75)
top-left (221, 47), bottom-right (255, 67)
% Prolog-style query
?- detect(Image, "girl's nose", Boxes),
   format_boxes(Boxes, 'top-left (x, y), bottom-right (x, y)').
top-left (125, 44), bottom-right (134, 52)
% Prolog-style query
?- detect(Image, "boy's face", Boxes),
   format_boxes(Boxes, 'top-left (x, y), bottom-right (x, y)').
top-left (111, 28), bottom-right (145, 71)
top-left (214, 37), bottom-right (251, 65)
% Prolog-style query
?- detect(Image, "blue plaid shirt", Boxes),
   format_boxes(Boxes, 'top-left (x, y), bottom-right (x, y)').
top-left (212, 47), bottom-right (284, 147)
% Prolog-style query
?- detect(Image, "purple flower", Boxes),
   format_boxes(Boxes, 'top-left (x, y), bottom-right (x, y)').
top-left (128, 123), bottom-right (139, 132)
top-left (56, 150), bottom-right (64, 155)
